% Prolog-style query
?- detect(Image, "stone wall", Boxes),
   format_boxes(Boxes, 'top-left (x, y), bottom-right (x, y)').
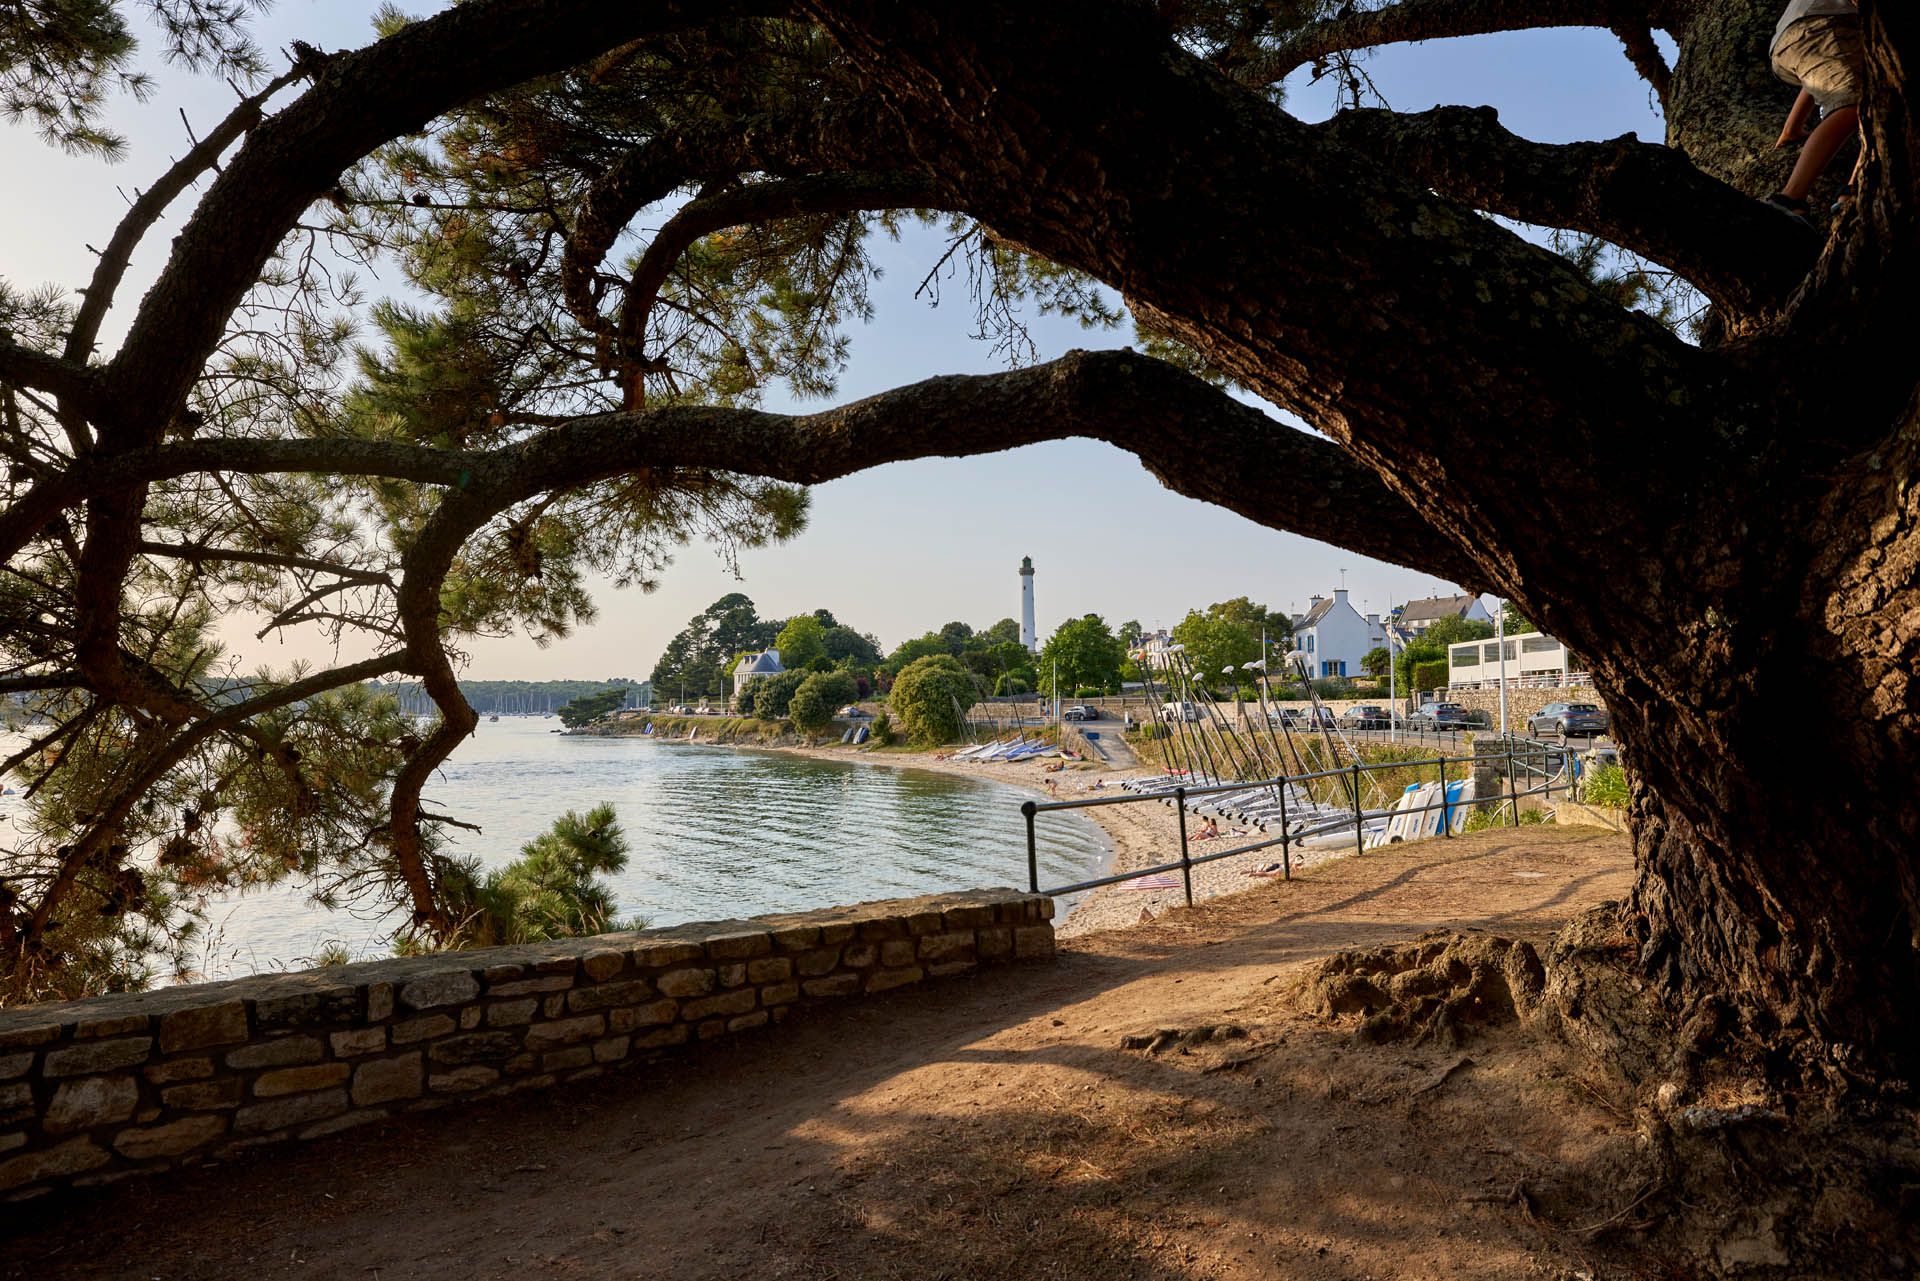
top-left (0, 889), bottom-right (1054, 1200)
top-left (1442, 685), bottom-right (1602, 731)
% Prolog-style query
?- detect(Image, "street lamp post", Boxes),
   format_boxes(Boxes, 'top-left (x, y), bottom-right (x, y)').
top-left (1388, 629), bottom-right (1399, 743)
top-left (1496, 607), bottom-right (1509, 739)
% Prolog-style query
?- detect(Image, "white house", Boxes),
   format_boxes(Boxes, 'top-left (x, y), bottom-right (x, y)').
top-left (1290, 589), bottom-right (1386, 679)
top-left (1136, 629), bottom-right (1176, 670)
top-left (1395, 592), bottom-right (1492, 636)
top-left (731, 649), bottom-right (784, 709)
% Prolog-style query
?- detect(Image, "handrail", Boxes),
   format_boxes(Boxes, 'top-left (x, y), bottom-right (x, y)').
top-left (1021, 735), bottom-right (1578, 902)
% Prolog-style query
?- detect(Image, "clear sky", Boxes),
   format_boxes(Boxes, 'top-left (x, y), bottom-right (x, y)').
top-left (0, 5), bottom-right (1669, 677)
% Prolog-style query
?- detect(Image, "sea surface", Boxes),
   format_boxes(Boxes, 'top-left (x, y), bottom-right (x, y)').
top-left (197, 717), bottom-right (1109, 977)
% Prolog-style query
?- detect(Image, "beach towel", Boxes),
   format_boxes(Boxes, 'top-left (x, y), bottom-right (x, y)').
top-left (1118, 873), bottom-right (1181, 891)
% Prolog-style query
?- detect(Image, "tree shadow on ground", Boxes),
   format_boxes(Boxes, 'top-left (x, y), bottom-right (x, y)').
top-left (0, 828), bottom-right (1643, 1281)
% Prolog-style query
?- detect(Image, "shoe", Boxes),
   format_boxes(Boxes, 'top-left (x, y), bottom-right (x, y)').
top-left (1762, 192), bottom-right (1816, 233)
top-left (1831, 183), bottom-right (1855, 214)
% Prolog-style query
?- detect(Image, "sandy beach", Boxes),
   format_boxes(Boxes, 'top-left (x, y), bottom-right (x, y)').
top-left (759, 737), bottom-right (1365, 937)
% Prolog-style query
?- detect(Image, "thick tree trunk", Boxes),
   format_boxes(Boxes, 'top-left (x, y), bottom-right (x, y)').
top-left (1618, 398), bottom-right (1920, 1082)
top-left (801, 0), bottom-right (1920, 1080)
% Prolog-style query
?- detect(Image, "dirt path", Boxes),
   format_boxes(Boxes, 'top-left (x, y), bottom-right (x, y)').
top-left (2, 827), bottom-right (1637, 1281)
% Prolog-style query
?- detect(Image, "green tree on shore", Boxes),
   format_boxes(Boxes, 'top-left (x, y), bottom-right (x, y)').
top-left (1039, 615), bottom-right (1124, 696)
top-left (1169, 610), bottom-right (1259, 695)
top-left (787, 684), bottom-right (833, 736)
top-left (652, 596), bottom-right (783, 704)
top-left (888, 655), bottom-right (978, 744)
top-left (774, 615), bottom-right (828, 669)
top-left (557, 688), bottom-right (627, 727)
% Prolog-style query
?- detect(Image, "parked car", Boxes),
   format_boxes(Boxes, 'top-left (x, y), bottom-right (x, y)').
top-left (1160, 701), bottom-right (1201, 723)
top-left (836, 705), bottom-right (870, 719)
top-left (1408, 702), bottom-right (1472, 731)
top-left (1527, 701), bottom-right (1610, 741)
top-left (1062, 705), bottom-right (1101, 721)
top-left (1268, 706), bottom-right (1304, 727)
top-left (1338, 704), bottom-right (1393, 730)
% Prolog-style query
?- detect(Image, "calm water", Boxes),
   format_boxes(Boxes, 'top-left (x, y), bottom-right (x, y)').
top-left (201, 718), bottom-right (1108, 976)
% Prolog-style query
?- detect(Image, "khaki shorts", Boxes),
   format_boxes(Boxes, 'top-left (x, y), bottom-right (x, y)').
top-left (1772, 17), bottom-right (1864, 112)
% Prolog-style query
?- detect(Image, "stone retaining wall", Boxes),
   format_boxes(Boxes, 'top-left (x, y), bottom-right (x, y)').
top-left (1443, 685), bottom-right (1604, 730)
top-left (0, 889), bottom-right (1054, 1200)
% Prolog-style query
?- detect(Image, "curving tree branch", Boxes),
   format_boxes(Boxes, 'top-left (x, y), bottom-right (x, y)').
top-left (1610, 23), bottom-right (1672, 105)
top-left (63, 66), bottom-right (306, 367)
top-left (560, 94), bottom-right (910, 354)
top-left (1314, 105), bottom-right (1812, 316)
top-left (0, 339), bottom-right (99, 414)
top-left (136, 540), bottom-right (395, 586)
top-left (613, 171), bottom-right (948, 405)
top-left (23, 650), bottom-right (416, 944)
top-left (100, 0), bottom-right (788, 444)
top-left (1233, 0), bottom-right (1666, 87)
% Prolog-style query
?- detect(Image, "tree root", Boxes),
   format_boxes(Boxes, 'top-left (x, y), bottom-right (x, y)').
top-left (1120, 1023), bottom-right (1249, 1054)
top-left (1288, 929), bottom-right (1544, 1046)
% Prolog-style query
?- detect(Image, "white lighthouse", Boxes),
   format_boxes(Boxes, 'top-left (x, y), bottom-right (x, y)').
top-left (1019, 556), bottom-right (1038, 653)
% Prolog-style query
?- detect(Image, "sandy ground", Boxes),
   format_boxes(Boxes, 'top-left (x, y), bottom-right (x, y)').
top-left (1, 826), bottom-right (1642, 1281)
top-left (766, 740), bottom-right (1389, 936)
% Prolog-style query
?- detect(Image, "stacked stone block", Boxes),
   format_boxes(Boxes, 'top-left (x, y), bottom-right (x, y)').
top-left (0, 889), bottom-right (1054, 1199)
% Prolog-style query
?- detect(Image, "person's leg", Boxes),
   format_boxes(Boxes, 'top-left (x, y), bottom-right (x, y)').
top-left (1781, 104), bottom-right (1858, 200)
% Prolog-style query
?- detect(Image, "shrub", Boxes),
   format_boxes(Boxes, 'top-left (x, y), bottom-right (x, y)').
top-left (734, 681), bottom-right (760, 717)
top-left (753, 668), bottom-right (809, 720)
top-left (788, 684), bottom-right (833, 736)
top-left (433, 804), bottom-right (642, 948)
top-left (995, 673), bottom-right (1031, 696)
top-left (1412, 659), bottom-right (1448, 691)
top-left (869, 711), bottom-right (895, 746)
top-left (799, 669), bottom-right (858, 711)
top-left (889, 654), bottom-right (978, 744)
top-left (1583, 762), bottom-right (1630, 807)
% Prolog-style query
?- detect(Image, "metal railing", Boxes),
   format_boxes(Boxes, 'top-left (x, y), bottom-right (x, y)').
top-left (1020, 738), bottom-right (1576, 906)
top-left (1446, 671), bottom-right (1595, 692)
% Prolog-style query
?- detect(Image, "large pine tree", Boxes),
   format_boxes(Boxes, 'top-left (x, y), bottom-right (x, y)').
top-left (0, 0), bottom-right (1914, 1111)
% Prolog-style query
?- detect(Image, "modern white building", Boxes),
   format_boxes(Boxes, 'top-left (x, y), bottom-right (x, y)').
top-left (1445, 631), bottom-right (1587, 689)
top-left (731, 649), bottom-right (784, 709)
top-left (1291, 589), bottom-right (1387, 679)
top-left (1395, 592), bottom-right (1493, 636)
top-left (1019, 556), bottom-right (1037, 654)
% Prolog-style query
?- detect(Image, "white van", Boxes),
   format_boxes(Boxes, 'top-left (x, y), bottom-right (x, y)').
top-left (1160, 701), bottom-right (1201, 722)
